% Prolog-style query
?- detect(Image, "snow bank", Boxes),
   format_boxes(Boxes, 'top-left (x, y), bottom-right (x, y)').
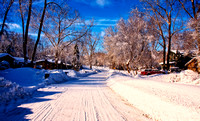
top-left (170, 70), bottom-right (200, 84)
top-left (0, 67), bottom-right (97, 105)
top-left (0, 67), bottom-right (98, 112)
top-left (107, 72), bottom-right (200, 121)
top-left (128, 70), bottom-right (200, 85)
top-left (1, 68), bottom-right (45, 86)
top-left (0, 68), bottom-right (69, 106)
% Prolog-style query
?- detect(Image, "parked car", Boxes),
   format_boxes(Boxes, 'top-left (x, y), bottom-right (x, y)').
top-left (140, 69), bottom-right (165, 75)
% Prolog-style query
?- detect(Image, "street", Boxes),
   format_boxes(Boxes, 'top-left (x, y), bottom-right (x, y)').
top-left (2, 71), bottom-right (149, 121)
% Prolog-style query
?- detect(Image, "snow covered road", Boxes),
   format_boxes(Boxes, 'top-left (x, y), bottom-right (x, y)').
top-left (1, 71), bottom-right (149, 121)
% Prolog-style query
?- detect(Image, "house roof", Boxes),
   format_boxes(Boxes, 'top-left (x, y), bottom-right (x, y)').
top-left (14, 57), bottom-right (31, 63)
top-left (159, 61), bottom-right (176, 65)
top-left (171, 50), bottom-right (184, 54)
top-left (171, 50), bottom-right (198, 56)
top-left (0, 53), bottom-right (13, 58)
top-left (185, 56), bottom-right (200, 66)
top-left (0, 53), bottom-right (32, 63)
top-left (36, 59), bottom-right (62, 64)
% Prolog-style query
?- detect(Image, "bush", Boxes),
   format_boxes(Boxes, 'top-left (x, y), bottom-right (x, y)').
top-left (0, 61), bottom-right (10, 70)
top-left (0, 78), bottom-right (28, 104)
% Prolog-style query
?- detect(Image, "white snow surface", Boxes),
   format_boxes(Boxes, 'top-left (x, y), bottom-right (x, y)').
top-left (0, 67), bottom-right (97, 112)
top-left (0, 71), bottom-right (149, 121)
top-left (1, 67), bottom-right (200, 121)
top-left (0, 68), bottom-right (45, 87)
top-left (107, 70), bottom-right (200, 121)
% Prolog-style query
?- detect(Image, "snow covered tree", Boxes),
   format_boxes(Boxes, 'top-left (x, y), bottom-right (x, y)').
top-left (178, 0), bottom-right (200, 55)
top-left (172, 31), bottom-right (198, 51)
top-left (104, 9), bottom-right (155, 72)
top-left (83, 32), bottom-right (100, 69)
top-left (141, 0), bottom-right (184, 70)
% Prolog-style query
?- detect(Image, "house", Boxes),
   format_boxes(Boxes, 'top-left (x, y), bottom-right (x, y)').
top-left (168, 50), bottom-right (196, 69)
top-left (0, 53), bottom-right (15, 68)
top-left (158, 49), bottom-right (197, 70)
top-left (35, 59), bottom-right (68, 69)
top-left (185, 56), bottom-right (200, 73)
top-left (159, 61), bottom-right (176, 69)
top-left (36, 59), bottom-right (56, 69)
top-left (13, 57), bottom-right (32, 68)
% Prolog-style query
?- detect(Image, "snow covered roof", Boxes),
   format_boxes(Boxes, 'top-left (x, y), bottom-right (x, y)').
top-left (36, 59), bottom-right (48, 63)
top-left (171, 50), bottom-right (184, 54)
top-left (0, 53), bottom-right (32, 63)
top-left (171, 50), bottom-right (198, 56)
top-left (36, 59), bottom-right (62, 64)
top-left (14, 57), bottom-right (31, 63)
top-left (0, 53), bottom-right (13, 58)
top-left (159, 61), bottom-right (176, 65)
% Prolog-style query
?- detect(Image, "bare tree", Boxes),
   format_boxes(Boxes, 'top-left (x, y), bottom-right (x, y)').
top-left (30, 0), bottom-right (58, 65)
top-left (42, 3), bottom-right (93, 67)
top-left (18, 0), bottom-right (25, 40)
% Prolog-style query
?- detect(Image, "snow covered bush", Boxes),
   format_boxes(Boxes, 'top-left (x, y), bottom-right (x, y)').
top-left (0, 78), bottom-right (28, 104)
top-left (0, 61), bottom-right (10, 70)
top-left (63, 69), bottom-right (97, 78)
top-left (65, 70), bottom-right (78, 78)
top-left (170, 70), bottom-right (200, 84)
top-left (45, 70), bottom-right (69, 84)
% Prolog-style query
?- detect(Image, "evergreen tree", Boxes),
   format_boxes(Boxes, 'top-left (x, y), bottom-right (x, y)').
top-left (72, 43), bottom-right (81, 71)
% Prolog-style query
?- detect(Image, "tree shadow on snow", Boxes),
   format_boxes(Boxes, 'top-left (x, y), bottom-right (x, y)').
top-left (0, 90), bottom-right (62, 120)
top-left (65, 75), bottom-right (107, 87)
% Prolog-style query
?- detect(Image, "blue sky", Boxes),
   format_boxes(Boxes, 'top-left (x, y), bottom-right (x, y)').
top-left (68, 0), bottom-right (140, 36)
top-left (66, 0), bottom-right (141, 51)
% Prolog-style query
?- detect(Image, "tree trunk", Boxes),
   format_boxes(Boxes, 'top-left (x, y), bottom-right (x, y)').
top-left (19, 0), bottom-right (25, 40)
top-left (167, 14), bottom-right (172, 70)
top-left (23, 0), bottom-right (32, 65)
top-left (55, 49), bottom-right (59, 69)
top-left (126, 59), bottom-right (130, 73)
top-left (163, 40), bottom-right (166, 70)
top-left (31, 0), bottom-right (47, 66)
top-left (167, 34), bottom-right (172, 70)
